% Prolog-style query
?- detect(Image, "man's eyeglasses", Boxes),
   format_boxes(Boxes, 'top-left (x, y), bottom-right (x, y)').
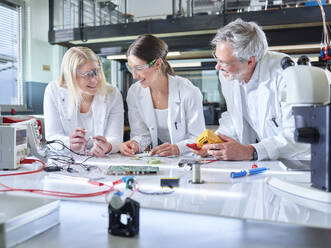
top-left (126, 58), bottom-right (157, 74)
top-left (77, 68), bottom-right (100, 80)
top-left (212, 51), bottom-right (237, 68)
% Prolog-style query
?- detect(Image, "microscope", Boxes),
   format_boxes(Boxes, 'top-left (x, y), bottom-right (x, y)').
top-left (281, 56), bottom-right (330, 192)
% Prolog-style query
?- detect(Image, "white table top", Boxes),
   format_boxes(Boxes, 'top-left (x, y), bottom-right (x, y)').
top-left (1, 154), bottom-right (330, 230)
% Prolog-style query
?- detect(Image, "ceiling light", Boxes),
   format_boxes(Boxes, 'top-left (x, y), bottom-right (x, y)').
top-left (269, 44), bottom-right (321, 51)
top-left (168, 51), bottom-right (181, 56)
top-left (170, 62), bottom-right (201, 68)
top-left (107, 54), bottom-right (127, 60)
top-left (107, 51), bottom-right (182, 60)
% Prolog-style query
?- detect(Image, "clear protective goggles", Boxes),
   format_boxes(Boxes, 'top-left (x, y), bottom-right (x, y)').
top-left (126, 58), bottom-right (157, 74)
top-left (212, 51), bottom-right (237, 68)
top-left (77, 68), bottom-right (100, 80)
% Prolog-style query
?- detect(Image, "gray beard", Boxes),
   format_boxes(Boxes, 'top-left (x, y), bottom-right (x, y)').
top-left (222, 71), bottom-right (243, 81)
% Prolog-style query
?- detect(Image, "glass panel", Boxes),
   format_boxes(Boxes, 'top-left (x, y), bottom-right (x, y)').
top-left (53, 0), bottom-right (127, 30)
top-left (176, 69), bottom-right (225, 125)
top-left (0, 3), bottom-right (21, 105)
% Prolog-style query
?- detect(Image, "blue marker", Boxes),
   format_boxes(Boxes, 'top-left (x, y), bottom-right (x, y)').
top-left (230, 167), bottom-right (268, 178)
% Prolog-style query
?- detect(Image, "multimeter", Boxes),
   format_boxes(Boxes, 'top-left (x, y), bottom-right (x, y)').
top-left (196, 129), bottom-right (223, 148)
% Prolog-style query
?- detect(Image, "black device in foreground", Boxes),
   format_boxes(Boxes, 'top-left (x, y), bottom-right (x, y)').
top-left (108, 197), bottom-right (140, 237)
top-left (161, 178), bottom-right (180, 188)
top-left (293, 105), bottom-right (331, 192)
top-left (44, 166), bottom-right (62, 172)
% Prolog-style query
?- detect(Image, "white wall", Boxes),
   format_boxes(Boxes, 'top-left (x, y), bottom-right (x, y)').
top-left (23, 0), bottom-right (64, 84)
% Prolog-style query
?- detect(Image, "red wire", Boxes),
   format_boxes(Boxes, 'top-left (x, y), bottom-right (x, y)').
top-left (200, 159), bottom-right (219, 164)
top-left (0, 158), bottom-right (115, 198)
top-left (0, 179), bottom-right (114, 198)
top-left (0, 158), bottom-right (46, 177)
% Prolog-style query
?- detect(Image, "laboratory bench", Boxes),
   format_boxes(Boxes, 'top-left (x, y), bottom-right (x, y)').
top-left (1, 154), bottom-right (331, 247)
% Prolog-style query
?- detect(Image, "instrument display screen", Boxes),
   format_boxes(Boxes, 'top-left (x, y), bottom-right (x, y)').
top-left (16, 129), bottom-right (27, 146)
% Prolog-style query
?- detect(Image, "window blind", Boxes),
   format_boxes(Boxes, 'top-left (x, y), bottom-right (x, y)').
top-left (0, 1), bottom-right (23, 105)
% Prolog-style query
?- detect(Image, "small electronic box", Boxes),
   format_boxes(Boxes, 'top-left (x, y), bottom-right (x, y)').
top-left (0, 125), bottom-right (28, 169)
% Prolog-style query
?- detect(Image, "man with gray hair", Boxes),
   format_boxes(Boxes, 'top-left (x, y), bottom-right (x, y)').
top-left (191, 19), bottom-right (310, 161)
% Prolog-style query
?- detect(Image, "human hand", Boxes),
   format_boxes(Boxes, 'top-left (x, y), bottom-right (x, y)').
top-left (120, 140), bottom-right (139, 156)
top-left (150, 143), bottom-right (179, 157)
top-left (203, 133), bottom-right (254, 161)
top-left (189, 147), bottom-right (209, 157)
top-left (69, 127), bottom-right (87, 151)
top-left (90, 136), bottom-right (112, 157)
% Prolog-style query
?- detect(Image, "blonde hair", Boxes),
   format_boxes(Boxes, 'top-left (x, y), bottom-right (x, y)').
top-left (58, 46), bottom-right (113, 104)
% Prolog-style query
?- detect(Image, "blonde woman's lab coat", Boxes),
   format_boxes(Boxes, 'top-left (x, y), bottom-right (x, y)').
top-left (216, 51), bottom-right (310, 160)
top-left (127, 75), bottom-right (205, 154)
top-left (44, 81), bottom-right (124, 153)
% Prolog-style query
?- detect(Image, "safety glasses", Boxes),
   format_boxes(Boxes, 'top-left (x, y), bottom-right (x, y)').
top-left (126, 58), bottom-right (157, 74)
top-left (77, 68), bottom-right (100, 80)
top-left (212, 51), bottom-right (237, 68)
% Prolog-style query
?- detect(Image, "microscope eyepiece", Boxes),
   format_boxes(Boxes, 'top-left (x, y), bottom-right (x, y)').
top-left (281, 56), bottom-right (295, 70)
top-left (297, 55), bottom-right (310, 66)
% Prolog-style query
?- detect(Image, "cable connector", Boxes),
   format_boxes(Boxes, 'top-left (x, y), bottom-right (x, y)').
top-left (44, 166), bottom-right (63, 172)
top-left (88, 180), bottom-right (104, 187)
top-left (122, 176), bottom-right (134, 183)
top-left (21, 158), bottom-right (37, 164)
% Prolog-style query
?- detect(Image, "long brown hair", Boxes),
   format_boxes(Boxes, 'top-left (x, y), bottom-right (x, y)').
top-left (126, 34), bottom-right (175, 75)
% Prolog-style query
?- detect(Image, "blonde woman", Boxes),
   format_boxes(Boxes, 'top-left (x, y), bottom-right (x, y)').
top-left (120, 34), bottom-right (205, 157)
top-left (44, 46), bottom-right (124, 157)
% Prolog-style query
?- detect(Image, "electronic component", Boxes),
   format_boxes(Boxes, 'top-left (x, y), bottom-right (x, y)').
top-left (146, 158), bottom-right (161, 164)
top-left (160, 178), bottom-right (180, 188)
top-left (44, 166), bottom-right (63, 172)
top-left (196, 129), bottom-right (223, 148)
top-left (178, 159), bottom-right (200, 167)
top-left (10, 119), bottom-right (47, 160)
top-left (107, 165), bottom-right (159, 175)
top-left (0, 125), bottom-right (28, 169)
top-left (108, 197), bottom-right (140, 237)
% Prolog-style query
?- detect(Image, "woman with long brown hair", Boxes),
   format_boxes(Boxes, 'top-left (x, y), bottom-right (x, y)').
top-left (120, 34), bottom-right (205, 157)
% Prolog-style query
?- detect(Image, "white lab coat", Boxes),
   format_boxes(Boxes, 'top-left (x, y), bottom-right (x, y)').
top-left (127, 75), bottom-right (205, 154)
top-left (43, 81), bottom-right (124, 153)
top-left (216, 51), bottom-right (310, 160)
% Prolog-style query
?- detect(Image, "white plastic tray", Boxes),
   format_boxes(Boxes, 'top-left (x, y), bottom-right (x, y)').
top-left (0, 195), bottom-right (60, 248)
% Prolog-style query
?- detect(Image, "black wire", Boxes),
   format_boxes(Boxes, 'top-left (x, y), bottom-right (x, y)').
top-left (79, 155), bottom-right (94, 165)
top-left (46, 140), bottom-right (86, 156)
top-left (48, 154), bottom-right (75, 163)
top-left (74, 155), bottom-right (97, 171)
top-left (46, 140), bottom-right (97, 172)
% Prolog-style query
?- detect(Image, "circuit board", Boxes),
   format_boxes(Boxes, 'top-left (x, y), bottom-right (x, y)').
top-left (107, 165), bottom-right (159, 175)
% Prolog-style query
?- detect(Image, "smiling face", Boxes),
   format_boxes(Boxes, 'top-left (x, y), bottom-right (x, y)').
top-left (214, 42), bottom-right (249, 81)
top-left (76, 60), bottom-right (100, 96)
top-left (127, 55), bottom-right (160, 88)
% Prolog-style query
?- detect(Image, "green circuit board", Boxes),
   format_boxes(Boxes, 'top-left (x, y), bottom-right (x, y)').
top-left (107, 165), bottom-right (159, 175)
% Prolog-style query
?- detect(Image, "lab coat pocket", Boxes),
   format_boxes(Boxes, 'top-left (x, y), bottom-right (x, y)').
top-left (173, 121), bottom-right (185, 138)
top-left (267, 116), bottom-right (281, 135)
